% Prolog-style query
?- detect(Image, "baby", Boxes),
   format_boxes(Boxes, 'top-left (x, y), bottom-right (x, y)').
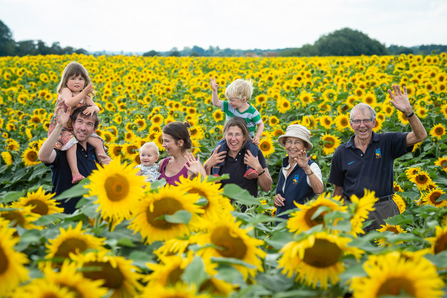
top-left (136, 142), bottom-right (161, 182)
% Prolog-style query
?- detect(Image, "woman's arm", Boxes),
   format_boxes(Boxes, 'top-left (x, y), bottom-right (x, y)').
top-left (244, 150), bottom-right (272, 192)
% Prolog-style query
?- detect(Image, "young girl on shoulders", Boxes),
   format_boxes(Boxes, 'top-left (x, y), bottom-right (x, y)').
top-left (48, 61), bottom-right (111, 184)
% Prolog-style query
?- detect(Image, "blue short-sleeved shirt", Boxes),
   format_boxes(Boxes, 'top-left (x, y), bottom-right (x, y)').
top-left (328, 132), bottom-right (412, 199)
top-left (46, 143), bottom-right (98, 213)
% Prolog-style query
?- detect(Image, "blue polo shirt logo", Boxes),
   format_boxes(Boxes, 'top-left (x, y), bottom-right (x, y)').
top-left (375, 148), bottom-right (382, 159)
top-left (293, 174), bottom-right (299, 184)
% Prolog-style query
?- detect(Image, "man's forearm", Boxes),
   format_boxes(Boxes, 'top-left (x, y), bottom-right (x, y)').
top-left (38, 124), bottom-right (63, 163)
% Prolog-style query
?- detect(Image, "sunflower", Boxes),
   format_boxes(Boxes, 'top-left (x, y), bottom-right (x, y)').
top-left (154, 238), bottom-right (192, 257)
top-left (5, 139), bottom-right (19, 151)
top-left (194, 214), bottom-right (266, 280)
top-left (405, 167), bottom-right (421, 179)
top-left (151, 114), bottom-right (165, 126)
top-left (46, 222), bottom-right (106, 260)
top-left (212, 110), bottom-right (224, 122)
top-left (277, 98), bottom-right (291, 113)
top-left (375, 223), bottom-right (407, 246)
top-left (42, 260), bottom-right (108, 298)
top-left (319, 115), bottom-right (333, 129)
top-left (393, 181), bottom-right (403, 192)
top-left (287, 193), bottom-right (347, 234)
top-left (393, 194), bottom-right (406, 213)
top-left (278, 232), bottom-right (363, 289)
top-left (1, 151), bottom-right (13, 165)
top-left (128, 186), bottom-right (204, 244)
top-left (15, 279), bottom-right (75, 298)
top-left (348, 190), bottom-right (378, 235)
top-left (0, 203), bottom-right (41, 230)
top-left (145, 253), bottom-right (194, 286)
top-left (108, 143), bottom-right (124, 159)
top-left (349, 251), bottom-right (444, 298)
top-left (409, 171), bottom-right (432, 190)
top-left (334, 114), bottom-right (350, 131)
top-left (71, 251), bottom-right (143, 298)
top-left (321, 134), bottom-right (341, 155)
top-left (372, 117), bottom-right (383, 132)
top-left (0, 225), bottom-right (30, 296)
top-left (422, 188), bottom-right (447, 208)
top-left (175, 175), bottom-right (233, 223)
top-left (258, 137), bottom-right (275, 157)
top-left (429, 123), bottom-right (446, 140)
top-left (15, 186), bottom-right (63, 215)
top-left (397, 111), bottom-right (409, 125)
top-left (87, 158), bottom-right (145, 227)
top-left (434, 156), bottom-right (447, 172)
top-left (440, 104), bottom-right (447, 119)
top-left (268, 116), bottom-right (280, 127)
top-left (137, 283), bottom-right (212, 298)
top-left (22, 148), bottom-right (40, 167)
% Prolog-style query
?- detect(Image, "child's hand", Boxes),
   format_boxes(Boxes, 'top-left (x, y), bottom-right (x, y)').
top-left (83, 83), bottom-right (94, 95)
top-left (252, 137), bottom-right (260, 146)
top-left (83, 106), bottom-right (96, 116)
top-left (210, 77), bottom-right (219, 92)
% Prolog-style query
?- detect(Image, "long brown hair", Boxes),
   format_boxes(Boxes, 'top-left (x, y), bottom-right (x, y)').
top-left (57, 62), bottom-right (92, 94)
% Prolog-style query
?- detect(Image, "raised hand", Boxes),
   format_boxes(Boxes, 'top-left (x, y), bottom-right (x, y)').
top-left (206, 145), bottom-right (227, 168)
top-left (244, 150), bottom-right (262, 173)
top-left (55, 100), bottom-right (71, 127)
top-left (210, 77), bottom-right (219, 92)
top-left (294, 150), bottom-right (311, 169)
top-left (388, 85), bottom-right (413, 116)
top-left (83, 106), bottom-right (97, 116)
top-left (83, 83), bottom-right (95, 95)
top-left (185, 152), bottom-right (205, 177)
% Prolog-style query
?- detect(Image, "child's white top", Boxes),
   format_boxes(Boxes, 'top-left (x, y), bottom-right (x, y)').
top-left (136, 164), bottom-right (160, 182)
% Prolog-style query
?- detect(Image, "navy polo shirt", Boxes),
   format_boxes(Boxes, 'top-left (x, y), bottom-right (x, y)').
top-left (46, 143), bottom-right (98, 214)
top-left (219, 146), bottom-right (267, 198)
top-left (328, 132), bottom-right (412, 199)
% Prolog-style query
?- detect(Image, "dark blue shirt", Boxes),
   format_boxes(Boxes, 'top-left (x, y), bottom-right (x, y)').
top-left (276, 157), bottom-right (317, 219)
top-left (46, 143), bottom-right (98, 214)
top-left (328, 132), bottom-right (412, 199)
top-left (219, 146), bottom-right (267, 198)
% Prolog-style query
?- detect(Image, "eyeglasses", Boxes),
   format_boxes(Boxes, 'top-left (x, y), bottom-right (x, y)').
top-left (285, 140), bottom-right (303, 146)
top-left (350, 119), bottom-right (373, 125)
top-left (227, 133), bottom-right (243, 138)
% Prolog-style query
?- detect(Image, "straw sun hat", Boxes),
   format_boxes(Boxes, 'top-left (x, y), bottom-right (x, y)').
top-left (277, 124), bottom-right (313, 150)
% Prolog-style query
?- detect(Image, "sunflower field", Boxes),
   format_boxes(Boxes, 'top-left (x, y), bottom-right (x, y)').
top-left (1, 53), bottom-right (447, 297)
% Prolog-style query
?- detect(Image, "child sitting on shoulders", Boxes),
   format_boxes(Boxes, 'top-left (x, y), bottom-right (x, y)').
top-left (210, 77), bottom-right (264, 179)
top-left (136, 142), bottom-right (161, 182)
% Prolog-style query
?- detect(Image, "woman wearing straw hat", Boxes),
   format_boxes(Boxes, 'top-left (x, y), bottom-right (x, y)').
top-left (274, 124), bottom-right (324, 220)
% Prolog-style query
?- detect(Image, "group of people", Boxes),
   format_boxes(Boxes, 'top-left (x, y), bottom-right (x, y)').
top-left (38, 61), bottom-right (427, 231)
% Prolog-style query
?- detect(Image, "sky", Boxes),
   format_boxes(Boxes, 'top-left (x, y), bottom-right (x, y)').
top-left (1, 0), bottom-right (446, 53)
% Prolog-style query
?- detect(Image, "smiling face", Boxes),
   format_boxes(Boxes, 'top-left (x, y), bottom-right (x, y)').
top-left (350, 108), bottom-right (376, 143)
top-left (284, 137), bottom-right (306, 159)
top-left (225, 126), bottom-right (246, 154)
top-left (140, 147), bottom-right (158, 166)
top-left (72, 114), bottom-right (95, 143)
top-left (162, 133), bottom-right (184, 156)
top-left (66, 74), bottom-right (86, 93)
top-left (228, 98), bottom-right (245, 110)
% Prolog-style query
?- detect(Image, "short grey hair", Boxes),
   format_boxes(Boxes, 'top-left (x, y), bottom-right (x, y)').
top-left (350, 103), bottom-right (376, 120)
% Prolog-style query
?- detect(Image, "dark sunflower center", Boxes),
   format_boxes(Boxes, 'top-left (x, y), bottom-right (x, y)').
top-left (435, 128), bottom-right (444, 135)
top-left (429, 191), bottom-right (442, 206)
top-left (27, 151), bottom-right (37, 162)
top-left (377, 277), bottom-right (416, 297)
top-left (261, 142), bottom-right (270, 151)
top-left (386, 227), bottom-right (399, 234)
top-left (146, 197), bottom-right (183, 229)
top-left (127, 145), bottom-right (137, 154)
top-left (211, 226), bottom-right (247, 259)
top-left (113, 146), bottom-right (122, 155)
top-left (0, 246), bottom-right (8, 274)
top-left (416, 175), bottom-right (427, 183)
top-left (105, 174), bottom-right (130, 202)
top-left (25, 199), bottom-right (49, 215)
top-left (324, 137), bottom-right (335, 148)
top-left (434, 233), bottom-right (447, 254)
top-left (82, 261), bottom-right (124, 289)
top-left (1, 211), bottom-right (25, 227)
top-left (304, 206), bottom-right (326, 227)
top-left (167, 266), bottom-right (184, 285)
top-left (54, 238), bottom-right (88, 259)
top-left (57, 283), bottom-right (83, 298)
top-left (302, 239), bottom-right (342, 268)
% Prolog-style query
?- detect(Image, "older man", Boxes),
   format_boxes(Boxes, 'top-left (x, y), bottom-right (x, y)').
top-left (39, 101), bottom-right (102, 213)
top-left (328, 85), bottom-right (427, 231)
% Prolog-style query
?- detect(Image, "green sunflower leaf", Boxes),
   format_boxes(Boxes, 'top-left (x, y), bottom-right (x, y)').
top-left (162, 210), bottom-right (192, 224)
top-left (181, 257), bottom-right (210, 287)
top-left (222, 184), bottom-right (260, 205)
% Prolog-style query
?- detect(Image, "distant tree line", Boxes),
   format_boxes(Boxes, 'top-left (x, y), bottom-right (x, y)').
top-left (0, 20), bottom-right (87, 57)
